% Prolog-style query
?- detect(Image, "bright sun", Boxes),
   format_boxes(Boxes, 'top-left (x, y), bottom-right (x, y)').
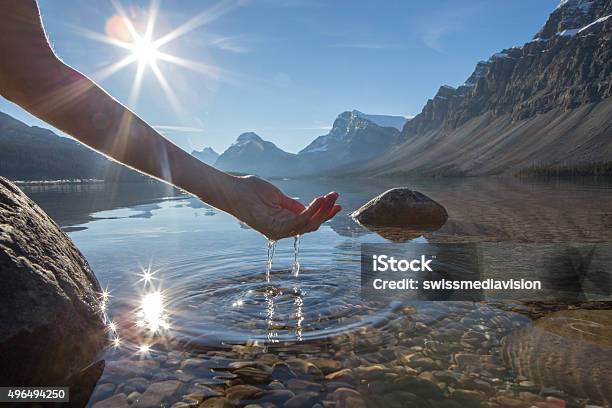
top-left (76, 0), bottom-right (236, 112)
top-left (131, 36), bottom-right (159, 66)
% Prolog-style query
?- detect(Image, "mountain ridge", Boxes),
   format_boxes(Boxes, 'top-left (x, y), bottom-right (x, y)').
top-left (191, 147), bottom-right (219, 165)
top-left (0, 112), bottom-right (144, 182)
top-left (337, 0), bottom-right (612, 177)
top-left (214, 111), bottom-right (404, 176)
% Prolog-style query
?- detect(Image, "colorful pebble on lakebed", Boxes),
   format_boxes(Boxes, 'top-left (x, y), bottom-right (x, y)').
top-left (89, 301), bottom-right (609, 408)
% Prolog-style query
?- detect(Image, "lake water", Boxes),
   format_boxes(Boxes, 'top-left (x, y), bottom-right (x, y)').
top-left (21, 177), bottom-right (612, 408)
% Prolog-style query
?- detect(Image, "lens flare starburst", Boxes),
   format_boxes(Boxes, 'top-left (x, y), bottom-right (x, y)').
top-left (137, 265), bottom-right (158, 285)
top-left (131, 36), bottom-right (159, 67)
top-left (75, 0), bottom-right (239, 110)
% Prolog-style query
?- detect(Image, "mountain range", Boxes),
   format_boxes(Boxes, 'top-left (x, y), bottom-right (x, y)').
top-left (1, 0), bottom-right (610, 181)
top-left (342, 0), bottom-right (612, 177)
top-left (191, 147), bottom-right (219, 165)
top-left (0, 112), bottom-right (143, 182)
top-left (210, 111), bottom-right (405, 177)
top-left (198, 0), bottom-right (612, 178)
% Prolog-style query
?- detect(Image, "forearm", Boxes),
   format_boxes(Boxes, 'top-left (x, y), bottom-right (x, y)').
top-left (3, 58), bottom-right (237, 213)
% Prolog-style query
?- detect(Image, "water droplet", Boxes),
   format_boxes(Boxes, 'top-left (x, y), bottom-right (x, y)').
top-left (292, 235), bottom-right (301, 277)
top-left (266, 239), bottom-right (277, 283)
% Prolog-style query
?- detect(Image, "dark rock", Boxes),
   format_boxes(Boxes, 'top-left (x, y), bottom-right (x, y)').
top-left (283, 391), bottom-right (319, 408)
top-left (185, 383), bottom-right (223, 399)
top-left (105, 359), bottom-right (160, 379)
top-left (180, 358), bottom-right (207, 372)
top-left (271, 362), bottom-right (297, 382)
top-left (125, 377), bottom-right (151, 393)
top-left (268, 380), bottom-right (285, 390)
top-left (392, 376), bottom-right (444, 400)
top-left (354, 364), bottom-right (388, 380)
top-left (92, 393), bottom-right (129, 408)
top-left (286, 379), bottom-right (322, 392)
top-left (502, 309), bottom-right (612, 406)
top-left (450, 389), bottom-right (485, 404)
top-left (257, 389), bottom-right (295, 405)
top-left (454, 353), bottom-right (492, 372)
top-left (90, 383), bottom-right (116, 403)
top-left (234, 366), bottom-right (271, 384)
top-left (324, 369), bottom-right (355, 383)
top-left (0, 177), bottom-right (105, 386)
top-left (132, 380), bottom-right (182, 408)
top-left (226, 384), bottom-right (263, 401)
top-left (332, 387), bottom-right (366, 408)
top-left (308, 358), bottom-right (341, 375)
top-left (199, 397), bottom-right (234, 408)
top-left (431, 370), bottom-right (461, 385)
top-left (351, 188), bottom-right (448, 230)
top-left (324, 381), bottom-right (356, 392)
top-left (127, 392), bottom-right (142, 405)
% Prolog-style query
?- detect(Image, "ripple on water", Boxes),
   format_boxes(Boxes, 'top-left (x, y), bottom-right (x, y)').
top-left (109, 245), bottom-right (406, 347)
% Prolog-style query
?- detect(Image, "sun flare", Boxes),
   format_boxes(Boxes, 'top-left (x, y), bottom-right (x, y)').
top-left (130, 36), bottom-right (159, 67)
top-left (75, 0), bottom-right (237, 111)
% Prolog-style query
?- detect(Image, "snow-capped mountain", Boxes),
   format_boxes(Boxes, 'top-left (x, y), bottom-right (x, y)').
top-left (298, 110), bottom-right (401, 169)
top-left (191, 147), bottom-right (219, 165)
top-left (535, 0), bottom-right (609, 39)
top-left (214, 132), bottom-right (297, 176)
top-left (213, 111), bottom-right (405, 176)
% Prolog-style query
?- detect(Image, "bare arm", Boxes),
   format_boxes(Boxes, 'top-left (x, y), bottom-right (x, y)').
top-left (0, 0), bottom-right (340, 240)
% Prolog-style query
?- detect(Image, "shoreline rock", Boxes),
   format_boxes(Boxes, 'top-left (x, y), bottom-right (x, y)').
top-left (0, 176), bottom-right (106, 386)
top-left (351, 188), bottom-right (448, 240)
top-left (502, 309), bottom-right (612, 406)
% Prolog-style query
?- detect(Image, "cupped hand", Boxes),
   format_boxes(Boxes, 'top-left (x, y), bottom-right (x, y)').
top-left (226, 175), bottom-right (341, 241)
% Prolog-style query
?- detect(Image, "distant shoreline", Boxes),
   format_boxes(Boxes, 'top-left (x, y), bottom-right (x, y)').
top-left (13, 179), bottom-right (105, 185)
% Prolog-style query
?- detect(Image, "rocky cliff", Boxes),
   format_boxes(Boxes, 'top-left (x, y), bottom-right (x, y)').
top-left (345, 0), bottom-right (612, 177)
top-left (298, 110), bottom-right (401, 174)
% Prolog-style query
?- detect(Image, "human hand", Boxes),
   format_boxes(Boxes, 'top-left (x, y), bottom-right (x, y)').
top-left (226, 175), bottom-right (341, 240)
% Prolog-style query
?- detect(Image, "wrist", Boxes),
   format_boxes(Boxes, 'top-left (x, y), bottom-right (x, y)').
top-left (195, 168), bottom-right (241, 215)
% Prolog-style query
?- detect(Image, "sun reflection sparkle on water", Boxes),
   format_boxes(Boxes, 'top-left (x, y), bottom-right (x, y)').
top-left (100, 245), bottom-right (313, 353)
top-left (137, 290), bottom-right (170, 332)
top-left (98, 267), bottom-right (175, 356)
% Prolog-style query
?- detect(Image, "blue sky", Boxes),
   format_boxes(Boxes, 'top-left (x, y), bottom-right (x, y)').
top-left (0, 0), bottom-right (558, 154)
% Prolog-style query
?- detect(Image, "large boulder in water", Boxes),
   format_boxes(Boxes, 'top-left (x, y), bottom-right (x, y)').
top-left (0, 177), bottom-right (106, 386)
top-left (351, 188), bottom-right (448, 229)
top-left (502, 309), bottom-right (612, 406)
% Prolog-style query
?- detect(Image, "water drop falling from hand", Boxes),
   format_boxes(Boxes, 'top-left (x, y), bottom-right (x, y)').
top-left (266, 239), bottom-right (276, 283)
top-left (292, 235), bottom-right (301, 277)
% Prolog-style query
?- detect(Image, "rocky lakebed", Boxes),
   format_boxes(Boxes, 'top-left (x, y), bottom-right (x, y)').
top-left (89, 301), bottom-right (611, 408)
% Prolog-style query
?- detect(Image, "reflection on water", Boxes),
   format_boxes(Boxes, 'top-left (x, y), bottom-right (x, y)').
top-left (18, 177), bottom-right (612, 407)
top-left (137, 290), bottom-right (170, 333)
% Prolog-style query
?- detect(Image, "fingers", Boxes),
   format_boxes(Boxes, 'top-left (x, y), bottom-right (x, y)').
top-left (301, 192), bottom-right (339, 233)
top-left (293, 196), bottom-right (326, 230)
top-left (280, 194), bottom-right (306, 214)
top-left (286, 192), bottom-right (341, 237)
top-left (311, 192), bottom-right (338, 224)
top-left (325, 204), bottom-right (342, 222)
